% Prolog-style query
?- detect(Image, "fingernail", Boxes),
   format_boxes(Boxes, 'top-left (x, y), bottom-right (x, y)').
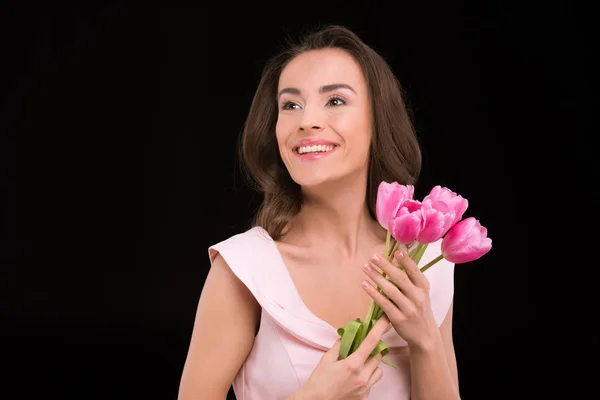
top-left (363, 263), bottom-right (372, 272)
top-left (395, 250), bottom-right (404, 259)
top-left (361, 280), bottom-right (370, 288)
top-left (370, 254), bottom-right (380, 264)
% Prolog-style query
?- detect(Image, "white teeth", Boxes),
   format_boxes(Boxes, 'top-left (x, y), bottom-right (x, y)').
top-left (297, 144), bottom-right (336, 154)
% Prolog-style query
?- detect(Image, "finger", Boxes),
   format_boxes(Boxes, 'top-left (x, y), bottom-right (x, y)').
top-left (322, 338), bottom-right (342, 362)
top-left (384, 320), bottom-right (393, 334)
top-left (361, 279), bottom-right (406, 322)
top-left (398, 243), bottom-right (409, 257)
top-left (348, 314), bottom-right (390, 364)
top-left (361, 355), bottom-right (384, 393)
top-left (369, 254), bottom-right (419, 300)
top-left (366, 366), bottom-right (384, 388)
top-left (394, 249), bottom-right (429, 289)
top-left (362, 263), bottom-right (413, 312)
top-left (363, 350), bottom-right (383, 373)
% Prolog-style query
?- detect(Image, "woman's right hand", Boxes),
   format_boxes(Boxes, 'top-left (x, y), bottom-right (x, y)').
top-left (295, 315), bottom-right (392, 400)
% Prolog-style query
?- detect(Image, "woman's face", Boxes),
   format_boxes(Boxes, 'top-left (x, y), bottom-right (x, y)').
top-left (275, 48), bottom-right (373, 188)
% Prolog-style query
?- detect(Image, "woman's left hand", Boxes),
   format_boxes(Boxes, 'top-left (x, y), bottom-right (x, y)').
top-left (361, 248), bottom-right (439, 350)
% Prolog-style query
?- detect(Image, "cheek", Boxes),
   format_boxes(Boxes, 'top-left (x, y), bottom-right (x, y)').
top-left (275, 117), bottom-right (298, 164)
top-left (329, 109), bottom-right (372, 145)
top-left (275, 115), bottom-right (296, 145)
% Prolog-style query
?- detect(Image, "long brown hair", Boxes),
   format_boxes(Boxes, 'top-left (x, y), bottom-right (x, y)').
top-left (238, 24), bottom-right (422, 240)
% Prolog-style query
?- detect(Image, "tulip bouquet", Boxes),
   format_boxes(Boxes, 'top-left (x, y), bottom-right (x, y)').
top-left (337, 181), bottom-right (492, 367)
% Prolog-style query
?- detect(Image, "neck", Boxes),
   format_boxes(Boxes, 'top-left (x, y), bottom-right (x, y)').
top-left (291, 173), bottom-right (385, 260)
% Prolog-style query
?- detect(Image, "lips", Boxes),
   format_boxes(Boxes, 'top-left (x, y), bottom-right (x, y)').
top-left (294, 144), bottom-right (339, 155)
top-left (293, 138), bottom-right (340, 152)
top-left (292, 144), bottom-right (340, 161)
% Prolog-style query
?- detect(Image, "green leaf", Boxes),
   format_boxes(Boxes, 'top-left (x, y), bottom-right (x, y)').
top-left (351, 323), bottom-right (365, 353)
top-left (337, 319), bottom-right (397, 368)
top-left (381, 357), bottom-right (396, 368)
top-left (355, 319), bottom-right (368, 348)
top-left (370, 339), bottom-right (396, 369)
top-left (337, 319), bottom-right (362, 360)
top-left (370, 339), bottom-right (389, 357)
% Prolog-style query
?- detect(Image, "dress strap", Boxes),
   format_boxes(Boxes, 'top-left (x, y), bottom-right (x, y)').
top-left (208, 226), bottom-right (338, 350)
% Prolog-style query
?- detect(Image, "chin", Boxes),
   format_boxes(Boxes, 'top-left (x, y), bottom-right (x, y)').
top-left (290, 173), bottom-right (331, 188)
top-left (291, 169), bottom-right (350, 190)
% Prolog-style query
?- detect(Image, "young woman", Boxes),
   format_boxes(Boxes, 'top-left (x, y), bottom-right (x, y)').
top-left (178, 25), bottom-right (460, 400)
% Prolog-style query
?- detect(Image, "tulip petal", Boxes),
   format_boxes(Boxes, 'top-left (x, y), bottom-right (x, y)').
top-left (444, 239), bottom-right (492, 263)
top-left (442, 217), bottom-right (492, 264)
top-left (418, 200), bottom-right (455, 243)
top-left (424, 185), bottom-right (469, 227)
top-left (376, 181), bottom-right (414, 230)
top-left (393, 217), bottom-right (420, 243)
top-left (449, 197), bottom-right (469, 226)
top-left (390, 201), bottom-right (423, 244)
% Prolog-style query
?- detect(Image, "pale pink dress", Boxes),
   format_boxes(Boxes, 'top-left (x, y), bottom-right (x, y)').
top-left (208, 226), bottom-right (455, 400)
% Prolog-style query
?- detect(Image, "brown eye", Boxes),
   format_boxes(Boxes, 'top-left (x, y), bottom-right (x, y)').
top-left (327, 96), bottom-right (346, 107)
top-left (281, 101), bottom-right (301, 110)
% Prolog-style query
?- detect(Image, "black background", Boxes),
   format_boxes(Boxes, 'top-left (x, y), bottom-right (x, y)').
top-left (1, 3), bottom-right (593, 400)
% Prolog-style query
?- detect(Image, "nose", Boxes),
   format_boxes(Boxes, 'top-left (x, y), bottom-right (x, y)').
top-left (299, 105), bottom-right (325, 132)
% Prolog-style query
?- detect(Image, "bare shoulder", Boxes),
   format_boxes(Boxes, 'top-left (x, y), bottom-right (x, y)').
top-left (177, 252), bottom-right (260, 399)
top-left (204, 252), bottom-right (261, 327)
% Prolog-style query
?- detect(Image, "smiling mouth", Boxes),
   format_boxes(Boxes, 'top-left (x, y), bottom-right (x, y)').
top-left (294, 144), bottom-right (339, 155)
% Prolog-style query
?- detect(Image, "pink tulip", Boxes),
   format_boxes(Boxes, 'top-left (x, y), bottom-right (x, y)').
top-left (441, 217), bottom-right (492, 263)
top-left (390, 199), bottom-right (423, 244)
top-left (423, 185), bottom-right (469, 228)
top-left (376, 181), bottom-right (414, 231)
top-left (417, 199), bottom-right (456, 243)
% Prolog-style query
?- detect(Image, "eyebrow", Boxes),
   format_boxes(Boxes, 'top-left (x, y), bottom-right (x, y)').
top-left (277, 83), bottom-right (356, 100)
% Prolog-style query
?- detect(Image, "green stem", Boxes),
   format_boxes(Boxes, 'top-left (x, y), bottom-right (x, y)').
top-left (364, 299), bottom-right (378, 324)
top-left (362, 230), bottom-right (392, 332)
top-left (408, 246), bottom-right (417, 258)
top-left (419, 254), bottom-right (444, 273)
top-left (390, 240), bottom-right (400, 260)
top-left (385, 229), bottom-right (391, 257)
top-left (379, 232), bottom-right (395, 294)
top-left (413, 242), bottom-right (429, 265)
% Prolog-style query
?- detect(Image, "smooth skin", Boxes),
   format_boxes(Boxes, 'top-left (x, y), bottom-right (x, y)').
top-left (177, 254), bottom-right (392, 400)
top-left (178, 47), bottom-right (460, 399)
top-left (288, 316), bottom-right (392, 400)
top-left (177, 253), bottom-right (261, 399)
top-left (362, 248), bottom-right (460, 400)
